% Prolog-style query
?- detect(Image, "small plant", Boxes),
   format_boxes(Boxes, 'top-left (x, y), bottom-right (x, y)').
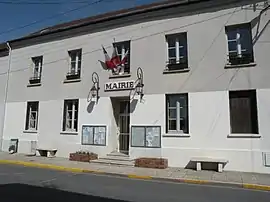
top-left (69, 150), bottom-right (98, 162)
top-left (76, 150), bottom-right (90, 155)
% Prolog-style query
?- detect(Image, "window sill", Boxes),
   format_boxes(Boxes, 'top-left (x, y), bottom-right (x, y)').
top-left (63, 78), bottom-right (81, 83)
top-left (82, 143), bottom-right (106, 146)
top-left (60, 131), bottom-right (78, 135)
top-left (163, 68), bottom-right (190, 74)
top-left (27, 83), bottom-right (41, 87)
top-left (225, 62), bottom-right (257, 69)
top-left (163, 134), bottom-right (190, 138)
top-left (109, 74), bottom-right (131, 79)
top-left (23, 130), bottom-right (38, 134)
top-left (227, 134), bottom-right (261, 138)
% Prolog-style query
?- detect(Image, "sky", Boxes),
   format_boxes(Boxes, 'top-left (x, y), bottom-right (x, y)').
top-left (0, 0), bottom-right (161, 43)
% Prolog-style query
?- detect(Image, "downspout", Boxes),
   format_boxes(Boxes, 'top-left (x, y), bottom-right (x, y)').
top-left (0, 42), bottom-right (12, 151)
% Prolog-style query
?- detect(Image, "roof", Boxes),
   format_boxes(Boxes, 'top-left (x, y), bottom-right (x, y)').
top-left (9, 0), bottom-right (206, 43)
top-left (0, 43), bottom-right (7, 52)
top-left (3, 0), bottom-right (259, 46)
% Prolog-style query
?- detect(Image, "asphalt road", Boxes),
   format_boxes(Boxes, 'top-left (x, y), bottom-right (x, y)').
top-left (0, 164), bottom-right (269, 202)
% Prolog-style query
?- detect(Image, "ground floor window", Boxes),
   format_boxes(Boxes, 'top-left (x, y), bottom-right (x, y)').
top-left (25, 101), bottom-right (39, 131)
top-left (131, 126), bottom-right (161, 148)
top-left (229, 90), bottom-right (258, 134)
top-left (81, 125), bottom-right (106, 145)
top-left (166, 93), bottom-right (189, 134)
top-left (62, 99), bottom-right (79, 132)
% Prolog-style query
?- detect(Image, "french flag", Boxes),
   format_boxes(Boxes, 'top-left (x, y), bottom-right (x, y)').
top-left (120, 49), bottom-right (129, 65)
top-left (102, 46), bottom-right (115, 69)
top-left (110, 46), bottom-right (121, 67)
top-left (101, 45), bottom-right (129, 70)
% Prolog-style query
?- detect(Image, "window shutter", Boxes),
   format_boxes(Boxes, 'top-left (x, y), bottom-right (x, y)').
top-left (165, 96), bottom-right (168, 133)
top-left (230, 97), bottom-right (252, 133)
top-left (25, 104), bottom-right (30, 130)
top-left (229, 90), bottom-right (258, 134)
top-left (62, 102), bottom-right (67, 131)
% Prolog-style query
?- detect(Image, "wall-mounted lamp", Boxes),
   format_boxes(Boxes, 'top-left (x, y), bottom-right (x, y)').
top-left (89, 72), bottom-right (100, 103)
top-left (135, 67), bottom-right (144, 101)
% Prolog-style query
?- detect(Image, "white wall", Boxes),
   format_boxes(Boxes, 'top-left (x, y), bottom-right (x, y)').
top-left (2, 89), bottom-right (270, 173)
top-left (0, 53), bottom-right (9, 151)
top-left (2, 97), bottom-right (115, 157)
top-left (130, 94), bottom-right (164, 158)
top-left (6, 1), bottom-right (270, 103)
top-left (2, 1), bottom-right (270, 173)
top-left (130, 91), bottom-right (270, 173)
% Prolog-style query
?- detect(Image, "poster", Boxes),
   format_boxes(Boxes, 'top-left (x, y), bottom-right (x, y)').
top-left (146, 127), bottom-right (161, 147)
top-left (82, 126), bottom-right (92, 145)
top-left (131, 127), bottom-right (145, 147)
top-left (82, 125), bottom-right (106, 145)
top-left (131, 126), bottom-right (161, 148)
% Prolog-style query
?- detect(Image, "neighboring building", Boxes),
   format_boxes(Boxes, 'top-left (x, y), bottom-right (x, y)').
top-left (0, 44), bottom-right (9, 152)
top-left (1, 0), bottom-right (270, 173)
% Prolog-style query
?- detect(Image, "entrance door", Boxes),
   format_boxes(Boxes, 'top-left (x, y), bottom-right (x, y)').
top-left (118, 100), bottom-right (130, 155)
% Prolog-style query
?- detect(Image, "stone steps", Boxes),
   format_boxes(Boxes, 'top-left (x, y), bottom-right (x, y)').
top-left (90, 152), bottom-right (134, 167)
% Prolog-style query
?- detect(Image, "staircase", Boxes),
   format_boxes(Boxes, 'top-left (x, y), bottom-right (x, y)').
top-left (91, 152), bottom-right (134, 167)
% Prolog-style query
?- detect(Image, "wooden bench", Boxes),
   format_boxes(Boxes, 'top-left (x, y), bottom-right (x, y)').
top-left (37, 148), bottom-right (57, 158)
top-left (191, 157), bottom-right (228, 172)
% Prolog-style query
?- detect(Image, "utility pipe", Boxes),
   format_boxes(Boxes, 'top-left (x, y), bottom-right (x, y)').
top-left (0, 42), bottom-right (12, 151)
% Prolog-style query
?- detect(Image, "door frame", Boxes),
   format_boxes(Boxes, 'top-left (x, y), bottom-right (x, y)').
top-left (118, 99), bottom-right (130, 155)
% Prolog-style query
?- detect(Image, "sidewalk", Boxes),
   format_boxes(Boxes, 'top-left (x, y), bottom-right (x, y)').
top-left (0, 152), bottom-right (270, 191)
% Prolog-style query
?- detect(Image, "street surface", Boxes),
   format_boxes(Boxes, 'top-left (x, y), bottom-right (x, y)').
top-left (0, 164), bottom-right (269, 202)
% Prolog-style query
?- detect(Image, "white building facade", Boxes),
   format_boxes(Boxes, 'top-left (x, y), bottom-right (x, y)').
top-left (1, 0), bottom-right (270, 173)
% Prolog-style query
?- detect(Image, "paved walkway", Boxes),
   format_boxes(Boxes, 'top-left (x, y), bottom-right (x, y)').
top-left (1, 152), bottom-right (270, 190)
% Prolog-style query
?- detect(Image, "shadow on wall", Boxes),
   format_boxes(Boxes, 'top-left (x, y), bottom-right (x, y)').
top-left (87, 101), bottom-right (95, 113)
top-left (0, 183), bottom-right (130, 202)
top-left (87, 98), bottom-right (139, 114)
top-left (130, 98), bottom-right (138, 113)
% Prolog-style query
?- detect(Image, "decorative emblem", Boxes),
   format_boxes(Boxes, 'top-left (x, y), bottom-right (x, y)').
top-left (99, 44), bottom-right (129, 75)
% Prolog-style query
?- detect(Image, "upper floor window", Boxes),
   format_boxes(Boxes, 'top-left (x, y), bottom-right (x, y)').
top-left (66, 49), bottom-right (82, 80)
top-left (25, 101), bottom-right (39, 131)
top-left (29, 56), bottom-right (42, 84)
top-left (229, 90), bottom-right (258, 134)
top-left (62, 99), bottom-right (79, 132)
top-left (166, 33), bottom-right (188, 70)
top-left (113, 41), bottom-right (130, 75)
top-left (225, 23), bottom-right (254, 65)
top-left (166, 94), bottom-right (189, 134)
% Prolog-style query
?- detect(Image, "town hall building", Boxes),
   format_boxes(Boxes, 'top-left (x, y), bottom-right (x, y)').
top-left (0, 0), bottom-right (270, 174)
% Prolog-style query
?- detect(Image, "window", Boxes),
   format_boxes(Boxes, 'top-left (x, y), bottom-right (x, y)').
top-left (62, 99), bottom-right (79, 132)
top-left (82, 125), bottom-right (106, 146)
top-left (25, 101), bottom-right (39, 131)
top-left (67, 49), bottom-right (82, 79)
top-left (131, 126), bottom-right (161, 148)
top-left (229, 90), bottom-right (258, 134)
top-left (113, 41), bottom-right (130, 74)
top-left (166, 33), bottom-right (188, 70)
top-left (29, 56), bottom-right (42, 84)
top-left (225, 23), bottom-right (254, 65)
top-left (166, 94), bottom-right (189, 133)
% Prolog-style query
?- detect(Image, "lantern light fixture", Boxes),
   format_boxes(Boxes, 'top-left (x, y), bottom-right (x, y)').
top-left (90, 72), bottom-right (100, 103)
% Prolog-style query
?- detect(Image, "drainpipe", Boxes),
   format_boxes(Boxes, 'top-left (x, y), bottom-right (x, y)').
top-left (0, 42), bottom-right (12, 151)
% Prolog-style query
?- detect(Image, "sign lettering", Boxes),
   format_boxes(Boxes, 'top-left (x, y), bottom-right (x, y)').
top-left (104, 80), bottom-right (135, 91)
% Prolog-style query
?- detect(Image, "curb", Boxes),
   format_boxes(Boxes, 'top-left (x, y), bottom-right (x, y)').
top-left (0, 159), bottom-right (270, 192)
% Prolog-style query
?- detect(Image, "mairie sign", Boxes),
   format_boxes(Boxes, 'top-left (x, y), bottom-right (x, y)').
top-left (104, 80), bottom-right (135, 91)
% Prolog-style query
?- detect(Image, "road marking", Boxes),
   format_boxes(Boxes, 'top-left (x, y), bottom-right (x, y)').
top-left (0, 172), bottom-right (24, 176)
top-left (40, 178), bottom-right (57, 184)
top-left (78, 172), bottom-right (270, 193)
top-left (243, 184), bottom-right (270, 191)
top-left (128, 174), bottom-right (153, 180)
top-left (1, 160), bottom-right (270, 193)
